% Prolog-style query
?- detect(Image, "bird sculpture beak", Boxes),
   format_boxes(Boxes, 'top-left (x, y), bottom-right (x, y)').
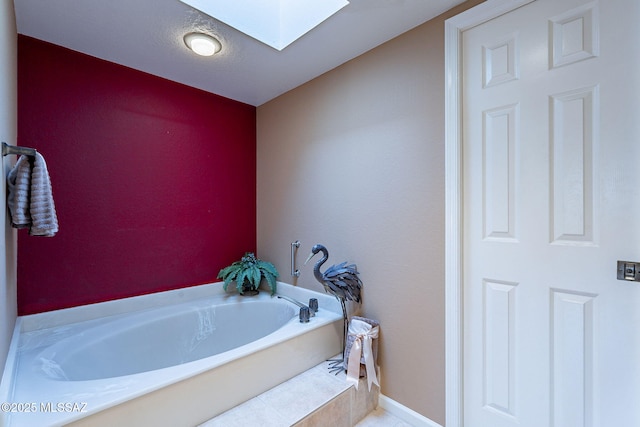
top-left (304, 252), bottom-right (316, 265)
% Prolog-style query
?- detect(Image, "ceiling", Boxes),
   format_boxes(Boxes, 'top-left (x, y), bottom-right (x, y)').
top-left (14, 0), bottom-right (465, 106)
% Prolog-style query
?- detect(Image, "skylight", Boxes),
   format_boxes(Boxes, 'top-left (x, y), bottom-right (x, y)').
top-left (180, 0), bottom-right (349, 51)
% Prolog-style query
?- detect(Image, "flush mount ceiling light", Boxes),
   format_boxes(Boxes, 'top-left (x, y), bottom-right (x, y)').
top-left (184, 32), bottom-right (222, 56)
top-left (180, 0), bottom-right (349, 51)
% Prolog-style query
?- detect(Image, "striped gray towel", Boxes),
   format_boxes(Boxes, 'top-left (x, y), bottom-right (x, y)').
top-left (7, 153), bottom-right (59, 237)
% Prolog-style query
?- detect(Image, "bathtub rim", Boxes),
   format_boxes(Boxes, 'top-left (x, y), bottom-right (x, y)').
top-left (0, 281), bottom-right (342, 427)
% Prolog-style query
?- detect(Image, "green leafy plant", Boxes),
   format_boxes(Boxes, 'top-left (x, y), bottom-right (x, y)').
top-left (217, 252), bottom-right (278, 295)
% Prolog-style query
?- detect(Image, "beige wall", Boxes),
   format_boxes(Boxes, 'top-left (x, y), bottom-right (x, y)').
top-left (0, 0), bottom-right (18, 373)
top-left (257, 1), bottom-right (483, 423)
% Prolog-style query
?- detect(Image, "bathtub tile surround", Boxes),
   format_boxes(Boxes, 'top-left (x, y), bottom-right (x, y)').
top-left (0, 282), bottom-right (342, 426)
top-left (201, 359), bottom-right (382, 426)
top-left (294, 389), bottom-right (351, 427)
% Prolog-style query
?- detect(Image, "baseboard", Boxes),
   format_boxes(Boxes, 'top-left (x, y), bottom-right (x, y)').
top-left (378, 395), bottom-right (443, 427)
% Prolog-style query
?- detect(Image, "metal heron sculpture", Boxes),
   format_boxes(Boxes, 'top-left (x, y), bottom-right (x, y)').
top-left (305, 243), bottom-right (363, 373)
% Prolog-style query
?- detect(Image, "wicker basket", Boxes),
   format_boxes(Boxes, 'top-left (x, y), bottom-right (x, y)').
top-left (343, 316), bottom-right (379, 377)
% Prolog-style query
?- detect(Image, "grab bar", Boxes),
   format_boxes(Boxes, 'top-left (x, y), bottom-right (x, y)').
top-left (291, 240), bottom-right (301, 277)
top-left (2, 142), bottom-right (36, 157)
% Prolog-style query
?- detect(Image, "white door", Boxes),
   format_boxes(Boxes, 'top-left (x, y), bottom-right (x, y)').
top-left (462, 0), bottom-right (640, 426)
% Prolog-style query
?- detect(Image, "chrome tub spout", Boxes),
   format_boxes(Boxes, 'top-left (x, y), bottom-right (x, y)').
top-left (277, 295), bottom-right (313, 322)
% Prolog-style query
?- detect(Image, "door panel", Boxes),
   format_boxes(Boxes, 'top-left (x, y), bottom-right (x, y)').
top-left (462, 0), bottom-right (640, 426)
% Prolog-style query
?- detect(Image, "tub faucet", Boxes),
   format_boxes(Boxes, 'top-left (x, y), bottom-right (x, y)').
top-left (276, 295), bottom-right (313, 323)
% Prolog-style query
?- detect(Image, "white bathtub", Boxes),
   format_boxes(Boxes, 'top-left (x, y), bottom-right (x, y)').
top-left (0, 282), bottom-right (342, 427)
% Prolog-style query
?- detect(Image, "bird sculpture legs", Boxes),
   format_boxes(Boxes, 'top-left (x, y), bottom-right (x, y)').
top-left (327, 297), bottom-right (348, 374)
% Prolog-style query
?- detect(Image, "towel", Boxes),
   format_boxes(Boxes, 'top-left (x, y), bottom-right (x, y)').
top-left (7, 156), bottom-right (31, 228)
top-left (7, 153), bottom-right (59, 237)
top-left (345, 317), bottom-right (380, 391)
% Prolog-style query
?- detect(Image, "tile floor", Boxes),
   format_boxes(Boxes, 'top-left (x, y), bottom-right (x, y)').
top-left (354, 407), bottom-right (413, 427)
top-left (200, 358), bottom-right (413, 427)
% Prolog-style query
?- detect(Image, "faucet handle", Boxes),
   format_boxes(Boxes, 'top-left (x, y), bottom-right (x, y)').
top-left (308, 298), bottom-right (318, 315)
top-left (299, 306), bottom-right (310, 323)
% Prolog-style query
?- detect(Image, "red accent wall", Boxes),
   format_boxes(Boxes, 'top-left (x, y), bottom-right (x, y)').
top-left (17, 36), bottom-right (257, 315)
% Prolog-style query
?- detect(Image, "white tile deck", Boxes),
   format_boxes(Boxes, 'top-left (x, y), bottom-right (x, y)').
top-left (200, 358), bottom-right (410, 427)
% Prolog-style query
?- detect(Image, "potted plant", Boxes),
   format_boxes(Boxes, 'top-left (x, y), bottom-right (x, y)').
top-left (217, 252), bottom-right (279, 295)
